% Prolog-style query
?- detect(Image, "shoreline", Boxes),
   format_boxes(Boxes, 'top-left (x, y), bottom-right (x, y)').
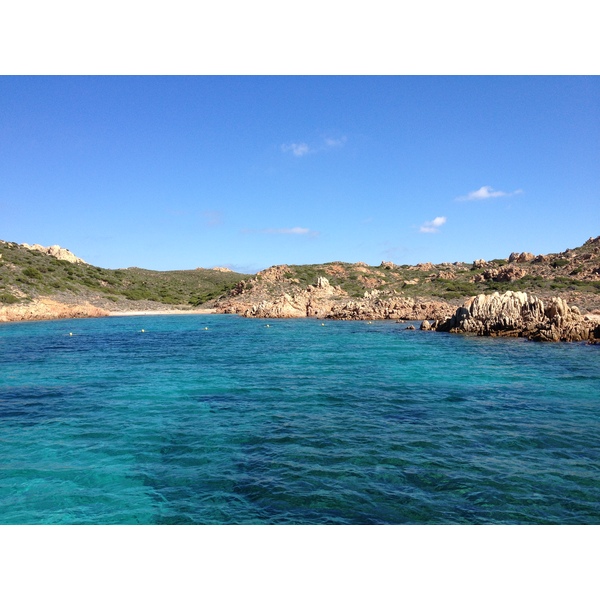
top-left (108, 308), bottom-right (217, 317)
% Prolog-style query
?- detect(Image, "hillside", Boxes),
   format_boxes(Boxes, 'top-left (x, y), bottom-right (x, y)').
top-left (2, 236), bottom-right (599, 318)
top-left (214, 236), bottom-right (600, 317)
top-left (0, 240), bottom-right (246, 311)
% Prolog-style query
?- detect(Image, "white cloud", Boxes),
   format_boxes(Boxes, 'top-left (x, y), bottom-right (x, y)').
top-left (281, 143), bottom-right (310, 157)
top-left (263, 226), bottom-right (318, 237)
top-left (419, 216), bottom-right (447, 233)
top-left (457, 186), bottom-right (523, 201)
top-left (281, 135), bottom-right (347, 157)
top-left (324, 136), bottom-right (347, 148)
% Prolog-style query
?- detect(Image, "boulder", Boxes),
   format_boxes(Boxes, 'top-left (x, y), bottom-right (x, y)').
top-left (508, 252), bottom-right (535, 263)
top-left (436, 291), bottom-right (600, 343)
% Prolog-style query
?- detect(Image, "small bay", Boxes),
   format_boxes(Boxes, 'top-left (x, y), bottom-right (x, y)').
top-left (1, 315), bottom-right (599, 524)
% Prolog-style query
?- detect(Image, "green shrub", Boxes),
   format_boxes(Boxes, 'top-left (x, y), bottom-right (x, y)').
top-left (0, 292), bottom-right (20, 304)
top-left (23, 267), bottom-right (42, 279)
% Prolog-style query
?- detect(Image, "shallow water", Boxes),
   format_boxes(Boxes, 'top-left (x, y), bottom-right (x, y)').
top-left (1, 315), bottom-right (599, 524)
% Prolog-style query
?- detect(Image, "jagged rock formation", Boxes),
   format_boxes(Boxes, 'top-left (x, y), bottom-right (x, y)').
top-left (21, 243), bottom-right (86, 264)
top-left (436, 291), bottom-right (600, 342)
top-left (222, 276), bottom-right (347, 318)
top-left (0, 298), bottom-right (109, 322)
top-left (327, 296), bottom-right (452, 321)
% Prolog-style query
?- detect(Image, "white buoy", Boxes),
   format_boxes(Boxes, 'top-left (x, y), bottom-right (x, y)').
top-left (141, 329), bottom-right (145, 332)
top-left (69, 332), bottom-right (73, 336)
top-left (204, 327), bottom-right (208, 330)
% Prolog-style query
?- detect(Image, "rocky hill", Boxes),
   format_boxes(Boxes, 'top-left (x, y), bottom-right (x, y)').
top-left (214, 236), bottom-right (600, 319)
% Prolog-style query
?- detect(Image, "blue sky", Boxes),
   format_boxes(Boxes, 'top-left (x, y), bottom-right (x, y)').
top-left (1, 76), bottom-right (598, 273)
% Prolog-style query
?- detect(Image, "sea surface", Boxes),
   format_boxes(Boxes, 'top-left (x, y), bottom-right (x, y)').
top-left (1, 314), bottom-right (599, 524)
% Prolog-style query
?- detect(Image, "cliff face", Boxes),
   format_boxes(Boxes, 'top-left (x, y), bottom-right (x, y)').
top-left (436, 291), bottom-right (600, 343)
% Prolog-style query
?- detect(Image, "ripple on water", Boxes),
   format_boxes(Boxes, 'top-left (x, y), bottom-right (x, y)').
top-left (1, 315), bottom-right (599, 524)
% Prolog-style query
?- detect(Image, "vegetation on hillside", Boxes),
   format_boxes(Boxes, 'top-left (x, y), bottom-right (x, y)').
top-left (0, 240), bottom-right (246, 307)
top-left (2, 235), bottom-right (600, 311)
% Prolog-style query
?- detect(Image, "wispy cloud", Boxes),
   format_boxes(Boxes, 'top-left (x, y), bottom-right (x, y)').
top-left (281, 143), bottom-right (311, 157)
top-left (457, 186), bottom-right (523, 202)
top-left (241, 226), bottom-right (320, 237)
top-left (263, 227), bottom-right (319, 237)
top-left (281, 134), bottom-right (347, 157)
top-left (324, 136), bottom-right (347, 148)
top-left (419, 216), bottom-right (447, 234)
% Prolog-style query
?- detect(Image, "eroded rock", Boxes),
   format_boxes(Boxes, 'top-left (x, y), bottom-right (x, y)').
top-left (436, 291), bottom-right (600, 342)
top-left (21, 243), bottom-right (87, 264)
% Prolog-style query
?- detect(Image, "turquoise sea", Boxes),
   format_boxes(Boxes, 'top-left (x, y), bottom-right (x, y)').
top-left (1, 314), bottom-right (599, 524)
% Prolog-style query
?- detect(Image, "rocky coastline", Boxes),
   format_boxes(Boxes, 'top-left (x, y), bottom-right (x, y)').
top-left (434, 290), bottom-right (600, 343)
top-left (215, 275), bottom-right (600, 343)
top-left (0, 298), bottom-right (109, 323)
top-left (2, 236), bottom-right (600, 342)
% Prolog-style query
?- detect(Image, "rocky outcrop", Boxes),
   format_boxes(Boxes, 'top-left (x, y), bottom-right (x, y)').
top-left (244, 294), bottom-right (307, 318)
top-left (328, 297), bottom-right (452, 321)
top-left (473, 265), bottom-right (527, 283)
top-left (216, 272), bottom-right (454, 321)
top-left (436, 291), bottom-right (600, 342)
top-left (21, 243), bottom-right (86, 264)
top-left (0, 299), bottom-right (109, 322)
top-left (508, 252), bottom-right (535, 263)
top-left (256, 265), bottom-right (292, 282)
top-left (223, 277), bottom-right (345, 319)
